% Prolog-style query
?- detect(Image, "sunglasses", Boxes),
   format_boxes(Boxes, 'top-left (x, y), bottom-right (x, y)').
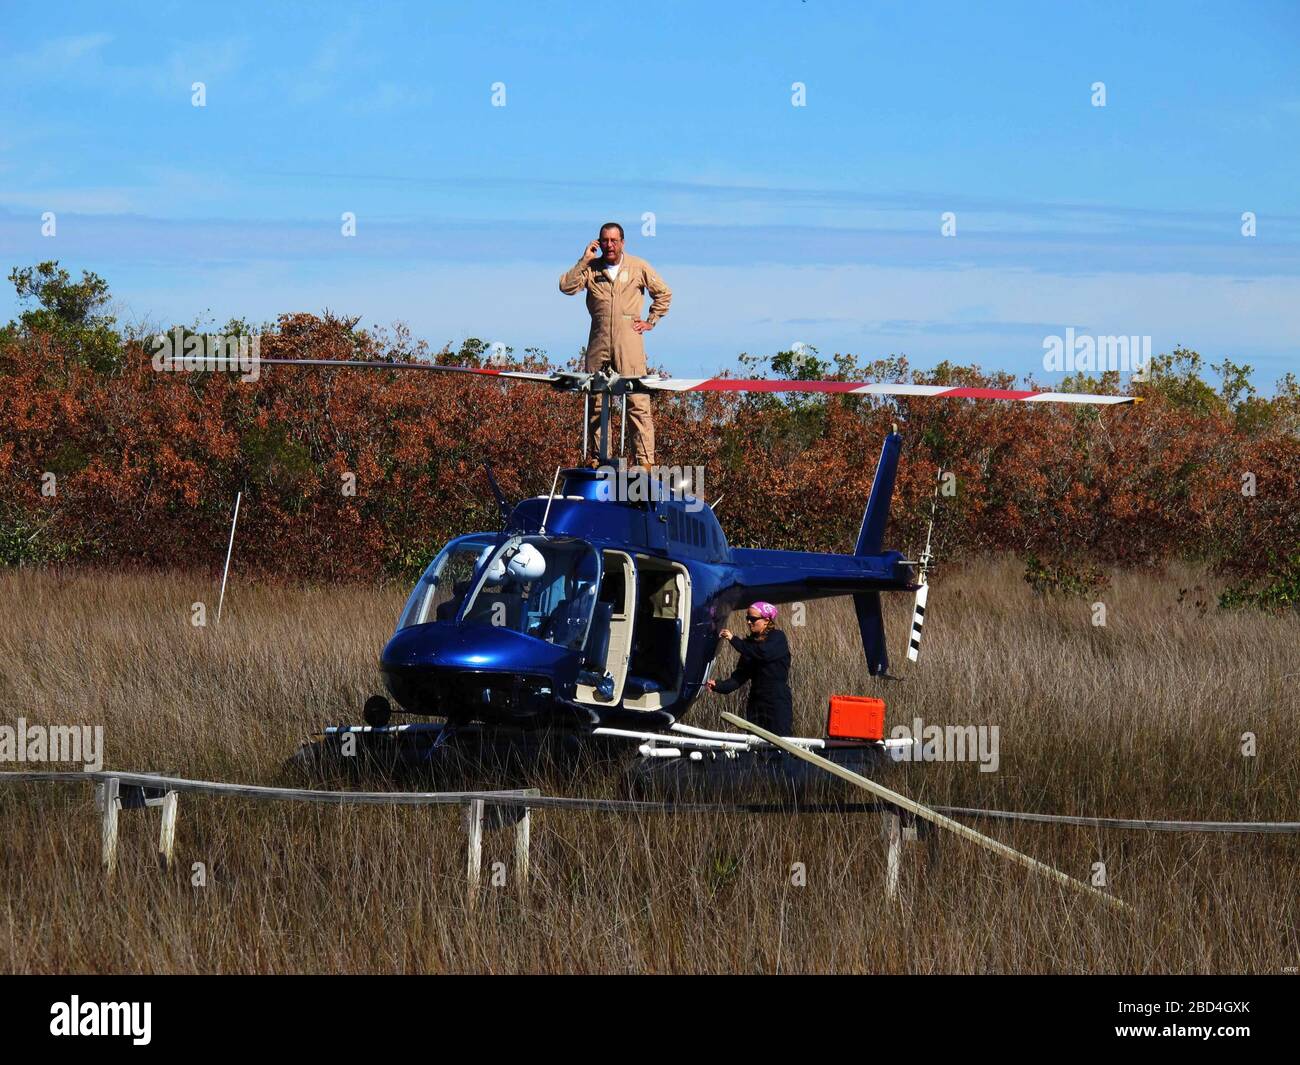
top-left (745, 615), bottom-right (765, 623)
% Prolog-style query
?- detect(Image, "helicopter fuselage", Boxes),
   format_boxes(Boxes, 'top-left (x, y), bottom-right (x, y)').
top-left (380, 450), bottom-right (915, 732)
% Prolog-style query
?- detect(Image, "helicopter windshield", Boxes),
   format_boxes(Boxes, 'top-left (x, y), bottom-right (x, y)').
top-left (396, 533), bottom-right (503, 631)
top-left (461, 537), bottom-right (601, 651)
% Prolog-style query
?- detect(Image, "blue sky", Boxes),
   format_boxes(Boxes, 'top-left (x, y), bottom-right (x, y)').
top-left (2, 1), bottom-right (1297, 388)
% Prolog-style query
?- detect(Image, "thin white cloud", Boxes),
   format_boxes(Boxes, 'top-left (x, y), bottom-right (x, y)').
top-left (0, 187), bottom-right (138, 213)
top-left (2, 31), bottom-right (246, 99)
top-left (284, 20), bottom-right (366, 105)
top-left (11, 32), bottom-right (114, 74)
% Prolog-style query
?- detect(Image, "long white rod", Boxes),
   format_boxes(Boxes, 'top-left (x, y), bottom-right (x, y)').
top-left (721, 711), bottom-right (1132, 913)
top-left (216, 491), bottom-right (242, 624)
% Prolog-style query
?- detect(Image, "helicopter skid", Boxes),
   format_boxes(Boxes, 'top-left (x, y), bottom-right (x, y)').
top-left (290, 721), bottom-right (902, 805)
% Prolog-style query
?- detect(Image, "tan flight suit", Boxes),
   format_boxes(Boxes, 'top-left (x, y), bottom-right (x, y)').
top-left (559, 251), bottom-right (671, 466)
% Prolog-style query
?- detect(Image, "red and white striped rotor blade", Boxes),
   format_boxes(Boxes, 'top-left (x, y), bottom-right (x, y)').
top-left (639, 377), bottom-right (1138, 405)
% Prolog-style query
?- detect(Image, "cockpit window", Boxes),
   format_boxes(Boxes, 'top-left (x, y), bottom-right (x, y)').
top-left (396, 534), bottom-right (502, 631)
top-left (461, 537), bottom-right (601, 651)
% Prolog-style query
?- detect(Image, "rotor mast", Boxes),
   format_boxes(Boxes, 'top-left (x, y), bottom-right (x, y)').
top-left (579, 370), bottom-right (640, 465)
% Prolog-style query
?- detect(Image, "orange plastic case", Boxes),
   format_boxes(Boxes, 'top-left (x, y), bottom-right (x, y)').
top-left (827, 695), bottom-right (885, 741)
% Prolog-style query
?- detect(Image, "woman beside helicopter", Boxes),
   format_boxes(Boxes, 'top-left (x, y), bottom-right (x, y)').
top-left (705, 601), bottom-right (794, 737)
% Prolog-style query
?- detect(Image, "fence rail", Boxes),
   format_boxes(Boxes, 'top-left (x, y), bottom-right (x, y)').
top-left (5, 771), bottom-right (1295, 831)
top-left (3, 770), bottom-right (1295, 905)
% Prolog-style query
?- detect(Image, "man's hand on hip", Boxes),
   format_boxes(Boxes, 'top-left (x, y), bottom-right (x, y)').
top-left (632, 319), bottom-right (654, 334)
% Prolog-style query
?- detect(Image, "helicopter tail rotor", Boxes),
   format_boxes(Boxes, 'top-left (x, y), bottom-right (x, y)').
top-left (906, 580), bottom-right (928, 663)
top-left (906, 465), bottom-right (943, 664)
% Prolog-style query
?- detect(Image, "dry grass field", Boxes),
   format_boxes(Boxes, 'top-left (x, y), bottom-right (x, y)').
top-left (0, 559), bottom-right (1296, 973)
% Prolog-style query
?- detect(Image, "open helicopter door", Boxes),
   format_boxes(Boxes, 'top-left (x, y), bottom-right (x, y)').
top-left (623, 555), bottom-right (691, 712)
top-left (576, 550), bottom-right (635, 706)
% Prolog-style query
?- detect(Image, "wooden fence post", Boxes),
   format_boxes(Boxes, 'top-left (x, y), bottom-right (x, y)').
top-left (465, 799), bottom-right (485, 905)
top-left (158, 791), bottom-right (178, 870)
top-left (882, 804), bottom-right (902, 902)
top-left (100, 776), bottom-right (121, 881)
top-left (515, 789), bottom-right (539, 896)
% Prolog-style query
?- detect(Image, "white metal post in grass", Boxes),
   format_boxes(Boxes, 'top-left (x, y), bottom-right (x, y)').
top-left (514, 803), bottom-right (531, 896)
top-left (216, 491), bottom-right (242, 624)
top-left (721, 712), bottom-right (1132, 914)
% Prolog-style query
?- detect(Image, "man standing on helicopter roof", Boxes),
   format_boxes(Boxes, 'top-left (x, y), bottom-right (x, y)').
top-left (559, 222), bottom-right (672, 469)
top-left (706, 601), bottom-right (794, 737)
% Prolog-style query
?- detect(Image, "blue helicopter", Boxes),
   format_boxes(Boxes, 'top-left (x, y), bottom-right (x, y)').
top-left (377, 433), bottom-right (911, 734)
top-left (201, 355), bottom-right (1135, 740)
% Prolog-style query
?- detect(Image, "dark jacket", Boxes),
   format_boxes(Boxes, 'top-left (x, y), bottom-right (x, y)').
top-left (712, 628), bottom-right (793, 736)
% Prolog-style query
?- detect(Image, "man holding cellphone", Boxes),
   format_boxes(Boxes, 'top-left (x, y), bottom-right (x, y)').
top-left (559, 222), bottom-right (672, 468)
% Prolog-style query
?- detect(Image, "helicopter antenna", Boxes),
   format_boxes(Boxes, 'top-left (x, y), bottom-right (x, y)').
top-left (920, 466), bottom-right (940, 571)
top-left (483, 463), bottom-right (511, 526)
top-left (540, 466), bottom-right (562, 534)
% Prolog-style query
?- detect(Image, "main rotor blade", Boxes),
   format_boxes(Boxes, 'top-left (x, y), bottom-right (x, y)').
top-left (638, 377), bottom-right (1138, 405)
top-left (174, 357), bottom-right (1138, 405)
top-left (177, 355), bottom-right (564, 385)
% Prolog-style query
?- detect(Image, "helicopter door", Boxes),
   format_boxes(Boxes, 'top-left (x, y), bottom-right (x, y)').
top-left (623, 556), bottom-right (691, 712)
top-left (576, 551), bottom-right (635, 705)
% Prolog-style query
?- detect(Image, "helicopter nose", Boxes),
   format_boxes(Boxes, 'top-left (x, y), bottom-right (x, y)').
top-left (380, 623), bottom-right (580, 717)
top-left (382, 623), bottom-right (576, 673)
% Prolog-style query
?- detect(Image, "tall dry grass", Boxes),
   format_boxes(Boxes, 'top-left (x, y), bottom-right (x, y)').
top-left (0, 560), bottom-right (1296, 973)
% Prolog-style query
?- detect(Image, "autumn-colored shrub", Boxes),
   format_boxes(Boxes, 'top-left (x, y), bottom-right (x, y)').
top-left (1021, 552), bottom-right (1109, 598)
top-left (2, 264), bottom-right (1297, 594)
top-left (1218, 553), bottom-right (1300, 612)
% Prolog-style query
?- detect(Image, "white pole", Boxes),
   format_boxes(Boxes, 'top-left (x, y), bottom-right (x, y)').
top-left (539, 467), bottom-right (561, 534)
top-left (216, 491), bottom-right (242, 624)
